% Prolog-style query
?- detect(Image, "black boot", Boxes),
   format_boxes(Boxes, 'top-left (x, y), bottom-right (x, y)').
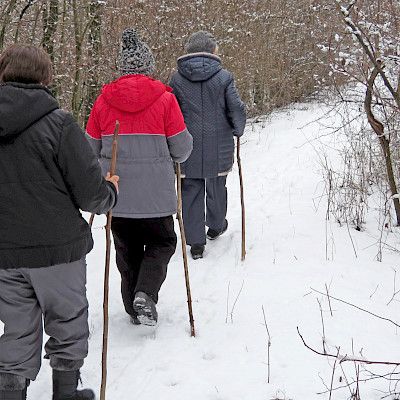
top-left (133, 291), bottom-right (158, 326)
top-left (0, 373), bottom-right (27, 400)
top-left (207, 219), bottom-right (228, 240)
top-left (52, 369), bottom-right (95, 400)
top-left (190, 244), bottom-right (205, 259)
top-left (130, 310), bottom-right (141, 325)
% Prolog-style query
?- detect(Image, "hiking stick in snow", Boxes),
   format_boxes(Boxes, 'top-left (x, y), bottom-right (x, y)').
top-left (100, 120), bottom-right (120, 400)
top-left (89, 213), bottom-right (95, 227)
top-left (237, 138), bottom-right (246, 261)
top-left (176, 163), bottom-right (196, 337)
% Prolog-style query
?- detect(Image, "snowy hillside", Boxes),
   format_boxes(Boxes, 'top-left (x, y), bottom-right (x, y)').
top-left (27, 103), bottom-right (400, 399)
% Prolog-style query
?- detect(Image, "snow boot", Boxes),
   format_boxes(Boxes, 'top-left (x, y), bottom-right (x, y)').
top-left (0, 373), bottom-right (28, 400)
top-left (130, 310), bottom-right (141, 325)
top-left (52, 369), bottom-right (95, 400)
top-left (207, 219), bottom-right (228, 240)
top-left (133, 291), bottom-right (158, 326)
top-left (190, 244), bottom-right (204, 260)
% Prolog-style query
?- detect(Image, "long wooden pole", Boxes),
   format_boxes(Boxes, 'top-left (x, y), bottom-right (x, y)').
top-left (237, 138), bottom-right (246, 261)
top-left (100, 120), bottom-right (120, 400)
top-left (89, 213), bottom-right (95, 227)
top-left (176, 163), bottom-right (196, 337)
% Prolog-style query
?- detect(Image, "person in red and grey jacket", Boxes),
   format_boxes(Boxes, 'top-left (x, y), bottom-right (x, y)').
top-left (86, 29), bottom-right (193, 326)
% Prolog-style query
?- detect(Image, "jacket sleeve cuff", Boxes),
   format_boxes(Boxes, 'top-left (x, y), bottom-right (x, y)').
top-left (106, 181), bottom-right (118, 209)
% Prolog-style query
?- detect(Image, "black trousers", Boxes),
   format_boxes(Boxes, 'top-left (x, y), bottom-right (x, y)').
top-left (111, 216), bottom-right (177, 316)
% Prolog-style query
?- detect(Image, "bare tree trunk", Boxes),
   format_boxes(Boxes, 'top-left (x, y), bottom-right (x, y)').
top-left (85, 0), bottom-right (103, 122)
top-left (29, 4), bottom-right (42, 45)
top-left (14, 0), bottom-right (36, 42)
top-left (71, 0), bottom-right (84, 120)
top-left (42, 0), bottom-right (59, 61)
top-left (0, 0), bottom-right (17, 49)
top-left (365, 63), bottom-right (400, 225)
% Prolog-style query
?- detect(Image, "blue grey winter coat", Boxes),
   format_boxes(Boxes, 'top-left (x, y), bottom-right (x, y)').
top-left (170, 53), bottom-right (246, 179)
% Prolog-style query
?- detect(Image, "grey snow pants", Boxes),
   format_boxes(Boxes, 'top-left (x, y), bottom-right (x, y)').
top-left (182, 176), bottom-right (228, 245)
top-left (0, 259), bottom-right (89, 381)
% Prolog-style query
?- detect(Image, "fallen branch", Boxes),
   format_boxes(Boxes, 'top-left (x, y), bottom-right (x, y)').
top-left (297, 327), bottom-right (400, 366)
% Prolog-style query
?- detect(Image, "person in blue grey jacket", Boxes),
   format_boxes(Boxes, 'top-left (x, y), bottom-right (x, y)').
top-left (170, 31), bottom-right (246, 260)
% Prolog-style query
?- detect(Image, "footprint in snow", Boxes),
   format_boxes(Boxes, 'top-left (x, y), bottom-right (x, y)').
top-left (202, 352), bottom-right (216, 361)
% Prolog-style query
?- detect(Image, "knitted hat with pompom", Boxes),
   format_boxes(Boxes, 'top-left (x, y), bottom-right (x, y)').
top-left (118, 29), bottom-right (155, 76)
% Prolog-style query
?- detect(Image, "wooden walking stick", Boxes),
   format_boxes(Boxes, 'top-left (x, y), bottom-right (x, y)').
top-left (89, 213), bottom-right (95, 227)
top-left (176, 163), bottom-right (196, 337)
top-left (100, 120), bottom-right (120, 400)
top-left (237, 137), bottom-right (246, 261)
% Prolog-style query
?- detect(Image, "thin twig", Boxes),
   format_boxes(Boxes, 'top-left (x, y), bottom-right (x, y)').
top-left (230, 280), bottom-right (245, 323)
top-left (311, 288), bottom-right (400, 329)
top-left (369, 284), bottom-right (379, 299)
top-left (387, 269), bottom-right (400, 306)
top-left (317, 299), bottom-right (327, 354)
top-left (325, 283), bottom-right (333, 317)
top-left (225, 281), bottom-right (230, 324)
top-left (262, 305), bottom-right (272, 383)
top-left (329, 347), bottom-right (341, 400)
top-left (346, 220), bottom-right (358, 258)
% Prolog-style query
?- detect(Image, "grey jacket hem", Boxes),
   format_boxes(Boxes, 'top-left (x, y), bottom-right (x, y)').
top-left (113, 210), bottom-right (176, 219)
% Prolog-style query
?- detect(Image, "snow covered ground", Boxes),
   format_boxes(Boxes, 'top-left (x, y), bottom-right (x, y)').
top-left (25, 103), bottom-right (400, 399)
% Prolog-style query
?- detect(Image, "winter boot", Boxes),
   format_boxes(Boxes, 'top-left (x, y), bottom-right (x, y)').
top-left (130, 310), bottom-right (141, 325)
top-left (190, 244), bottom-right (205, 260)
top-left (0, 373), bottom-right (28, 400)
top-left (52, 369), bottom-right (95, 400)
top-left (207, 219), bottom-right (228, 240)
top-left (133, 291), bottom-right (158, 326)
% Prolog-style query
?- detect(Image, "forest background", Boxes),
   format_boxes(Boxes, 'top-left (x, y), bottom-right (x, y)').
top-left (1, 0), bottom-right (400, 233)
top-left (1, 0), bottom-right (387, 124)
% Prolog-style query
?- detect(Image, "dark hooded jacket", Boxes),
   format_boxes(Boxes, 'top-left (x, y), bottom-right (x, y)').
top-left (0, 82), bottom-right (117, 270)
top-left (170, 53), bottom-right (246, 178)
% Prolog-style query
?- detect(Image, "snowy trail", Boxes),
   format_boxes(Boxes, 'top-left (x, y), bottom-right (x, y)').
top-left (29, 104), bottom-right (400, 399)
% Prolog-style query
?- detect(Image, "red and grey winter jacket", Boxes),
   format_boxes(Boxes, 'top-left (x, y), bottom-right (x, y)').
top-left (86, 74), bottom-right (193, 218)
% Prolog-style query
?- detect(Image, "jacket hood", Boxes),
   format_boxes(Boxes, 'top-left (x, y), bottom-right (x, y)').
top-left (102, 75), bottom-right (170, 113)
top-left (0, 83), bottom-right (58, 141)
top-left (177, 53), bottom-right (222, 82)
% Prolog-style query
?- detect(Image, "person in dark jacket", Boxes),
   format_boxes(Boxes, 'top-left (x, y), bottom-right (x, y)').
top-left (0, 45), bottom-right (118, 400)
top-left (86, 29), bottom-right (193, 326)
top-left (170, 31), bottom-right (246, 259)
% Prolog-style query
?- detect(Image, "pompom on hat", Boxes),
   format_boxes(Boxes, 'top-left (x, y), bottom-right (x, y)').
top-left (118, 29), bottom-right (155, 76)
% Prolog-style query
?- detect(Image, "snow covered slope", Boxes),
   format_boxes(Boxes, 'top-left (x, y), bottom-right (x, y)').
top-left (29, 103), bottom-right (400, 399)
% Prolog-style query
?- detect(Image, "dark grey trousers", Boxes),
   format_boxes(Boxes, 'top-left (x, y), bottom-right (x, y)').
top-left (182, 176), bottom-right (228, 245)
top-left (0, 259), bottom-right (89, 381)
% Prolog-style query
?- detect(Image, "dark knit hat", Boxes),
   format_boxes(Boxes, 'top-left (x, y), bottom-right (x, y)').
top-left (185, 31), bottom-right (217, 54)
top-left (119, 29), bottom-right (155, 76)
